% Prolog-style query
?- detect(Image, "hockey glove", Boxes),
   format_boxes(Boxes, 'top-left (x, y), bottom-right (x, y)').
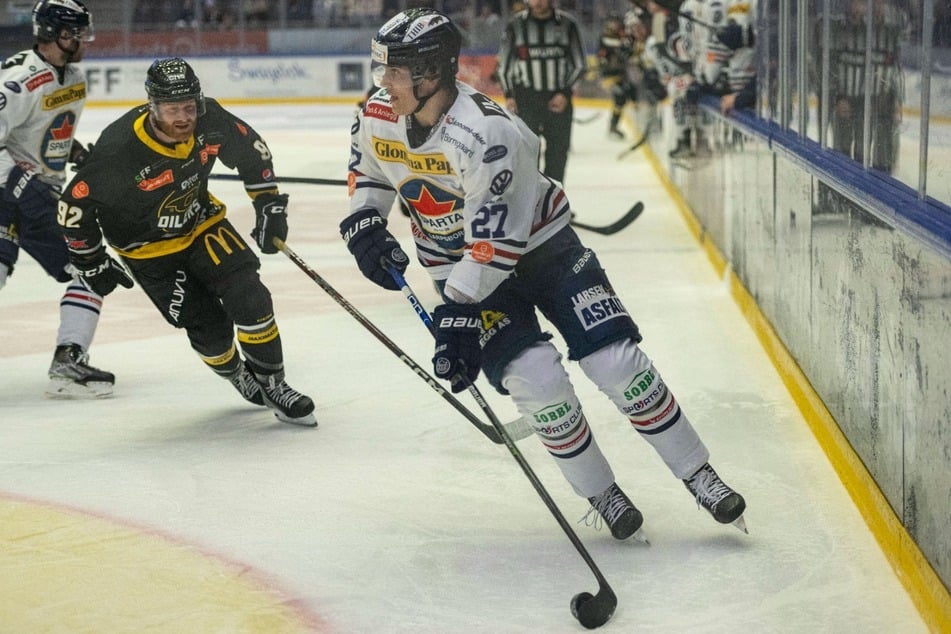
top-left (432, 302), bottom-right (483, 393)
top-left (69, 141), bottom-right (93, 171)
top-left (3, 165), bottom-right (58, 220)
top-left (339, 208), bottom-right (409, 291)
top-left (716, 22), bottom-right (754, 51)
top-left (71, 249), bottom-right (135, 296)
top-left (251, 192), bottom-right (289, 254)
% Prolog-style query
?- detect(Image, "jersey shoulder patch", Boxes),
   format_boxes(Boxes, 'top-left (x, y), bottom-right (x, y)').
top-left (469, 92), bottom-right (509, 119)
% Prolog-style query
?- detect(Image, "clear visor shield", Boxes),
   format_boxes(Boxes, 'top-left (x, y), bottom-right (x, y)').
top-left (370, 40), bottom-right (419, 88)
top-left (150, 97), bottom-right (205, 122)
top-left (65, 22), bottom-right (95, 43)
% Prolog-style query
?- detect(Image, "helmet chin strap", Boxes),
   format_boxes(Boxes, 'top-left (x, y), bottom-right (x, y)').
top-left (412, 82), bottom-right (437, 114)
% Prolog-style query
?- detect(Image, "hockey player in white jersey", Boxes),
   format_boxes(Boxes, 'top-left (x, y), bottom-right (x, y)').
top-left (341, 8), bottom-right (748, 537)
top-left (0, 0), bottom-right (114, 398)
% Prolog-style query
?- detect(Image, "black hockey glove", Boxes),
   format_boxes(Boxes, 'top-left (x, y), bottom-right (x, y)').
top-left (251, 192), bottom-right (289, 254)
top-left (71, 249), bottom-right (134, 296)
top-left (432, 302), bottom-right (483, 393)
top-left (716, 21), bottom-right (754, 51)
top-left (3, 165), bottom-right (58, 220)
top-left (69, 141), bottom-right (93, 171)
top-left (339, 208), bottom-right (409, 291)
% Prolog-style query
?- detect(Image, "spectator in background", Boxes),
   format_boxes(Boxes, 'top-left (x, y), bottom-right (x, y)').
top-left (496, 0), bottom-right (587, 184)
top-left (243, 0), bottom-right (270, 26)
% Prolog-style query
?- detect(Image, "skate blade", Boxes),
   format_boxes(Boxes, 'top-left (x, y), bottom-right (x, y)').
top-left (631, 527), bottom-right (650, 545)
top-left (731, 514), bottom-right (749, 534)
top-left (46, 378), bottom-right (113, 399)
top-left (272, 411), bottom-right (318, 427)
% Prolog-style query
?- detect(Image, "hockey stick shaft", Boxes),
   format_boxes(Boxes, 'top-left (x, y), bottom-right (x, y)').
top-left (218, 168), bottom-right (634, 238)
top-left (386, 265), bottom-right (617, 620)
top-left (210, 173), bottom-right (348, 187)
top-left (385, 265), bottom-right (532, 443)
top-left (274, 238), bottom-right (513, 445)
top-left (570, 201), bottom-right (644, 236)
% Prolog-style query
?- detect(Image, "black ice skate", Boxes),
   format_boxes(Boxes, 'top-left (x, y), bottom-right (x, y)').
top-left (46, 344), bottom-right (114, 398)
top-left (583, 482), bottom-right (646, 542)
top-left (608, 126), bottom-right (625, 140)
top-left (255, 371), bottom-right (316, 427)
top-left (228, 362), bottom-right (265, 406)
top-left (683, 463), bottom-right (748, 533)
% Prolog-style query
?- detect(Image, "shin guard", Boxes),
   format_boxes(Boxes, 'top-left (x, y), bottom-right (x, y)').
top-left (501, 342), bottom-right (614, 497)
top-left (580, 339), bottom-right (709, 479)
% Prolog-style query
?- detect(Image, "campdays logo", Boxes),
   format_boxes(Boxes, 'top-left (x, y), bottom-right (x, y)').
top-left (227, 59), bottom-right (309, 83)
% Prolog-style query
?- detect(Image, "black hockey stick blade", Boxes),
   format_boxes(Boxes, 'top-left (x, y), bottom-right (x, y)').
top-left (617, 118), bottom-right (658, 160)
top-left (616, 132), bottom-right (650, 160)
top-left (570, 202), bottom-right (643, 236)
top-left (209, 173), bottom-right (348, 187)
top-left (571, 585), bottom-right (618, 629)
top-left (573, 111), bottom-right (602, 124)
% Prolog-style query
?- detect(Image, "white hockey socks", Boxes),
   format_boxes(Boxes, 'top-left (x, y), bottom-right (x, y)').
top-left (56, 280), bottom-right (103, 351)
top-left (502, 342), bottom-right (615, 498)
top-left (580, 339), bottom-right (709, 479)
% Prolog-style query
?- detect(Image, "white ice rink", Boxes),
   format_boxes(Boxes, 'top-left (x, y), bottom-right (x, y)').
top-left (0, 103), bottom-right (928, 633)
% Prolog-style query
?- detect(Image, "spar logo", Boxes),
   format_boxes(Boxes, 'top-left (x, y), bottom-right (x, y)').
top-left (41, 111), bottom-right (77, 170)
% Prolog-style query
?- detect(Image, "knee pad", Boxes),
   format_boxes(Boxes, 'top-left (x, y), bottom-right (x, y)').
top-left (580, 339), bottom-right (682, 435)
top-left (501, 342), bottom-right (591, 459)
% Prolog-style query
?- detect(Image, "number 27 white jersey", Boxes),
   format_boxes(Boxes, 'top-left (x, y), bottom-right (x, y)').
top-left (348, 81), bottom-right (571, 303)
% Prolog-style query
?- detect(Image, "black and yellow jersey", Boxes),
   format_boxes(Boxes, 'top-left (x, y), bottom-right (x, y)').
top-left (59, 98), bottom-right (279, 260)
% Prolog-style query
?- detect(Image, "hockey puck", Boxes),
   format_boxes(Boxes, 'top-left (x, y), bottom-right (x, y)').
top-left (570, 591), bottom-right (616, 629)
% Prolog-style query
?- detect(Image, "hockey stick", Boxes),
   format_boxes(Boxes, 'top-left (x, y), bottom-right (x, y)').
top-left (387, 264), bottom-right (617, 629)
top-left (214, 172), bottom-right (639, 237)
top-left (273, 238), bottom-right (532, 444)
top-left (570, 202), bottom-right (644, 236)
top-left (616, 117), bottom-right (659, 160)
top-left (573, 111), bottom-right (602, 124)
top-left (209, 173), bottom-right (348, 187)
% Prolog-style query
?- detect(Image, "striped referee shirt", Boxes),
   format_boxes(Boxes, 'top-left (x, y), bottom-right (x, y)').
top-left (828, 11), bottom-right (903, 99)
top-left (496, 9), bottom-right (587, 98)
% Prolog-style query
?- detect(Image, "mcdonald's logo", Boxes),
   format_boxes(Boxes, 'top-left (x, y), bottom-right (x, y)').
top-left (203, 226), bottom-right (246, 265)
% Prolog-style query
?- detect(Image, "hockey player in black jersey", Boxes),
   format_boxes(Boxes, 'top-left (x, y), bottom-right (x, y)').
top-left (57, 57), bottom-right (315, 426)
top-left (342, 9), bottom-right (747, 537)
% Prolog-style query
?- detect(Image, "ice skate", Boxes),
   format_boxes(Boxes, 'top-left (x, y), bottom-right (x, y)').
top-left (583, 482), bottom-right (647, 542)
top-left (256, 372), bottom-right (316, 427)
top-left (46, 344), bottom-right (114, 398)
top-left (228, 362), bottom-right (265, 406)
top-left (683, 463), bottom-right (748, 533)
top-left (608, 126), bottom-right (625, 140)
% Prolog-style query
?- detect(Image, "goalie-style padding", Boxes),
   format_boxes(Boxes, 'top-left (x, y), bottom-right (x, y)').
top-left (501, 341), bottom-right (615, 497)
top-left (580, 338), bottom-right (709, 479)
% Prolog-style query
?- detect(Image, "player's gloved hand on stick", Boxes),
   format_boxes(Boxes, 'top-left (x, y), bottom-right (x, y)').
top-left (339, 208), bottom-right (408, 291)
top-left (3, 165), bottom-right (59, 218)
top-left (71, 249), bottom-right (134, 296)
top-left (251, 192), bottom-right (289, 254)
top-left (432, 302), bottom-right (482, 393)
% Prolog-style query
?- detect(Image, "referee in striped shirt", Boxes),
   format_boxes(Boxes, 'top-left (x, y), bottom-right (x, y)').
top-left (497, 0), bottom-right (587, 184)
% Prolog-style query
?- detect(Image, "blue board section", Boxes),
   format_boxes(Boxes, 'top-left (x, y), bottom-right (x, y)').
top-left (702, 95), bottom-right (951, 258)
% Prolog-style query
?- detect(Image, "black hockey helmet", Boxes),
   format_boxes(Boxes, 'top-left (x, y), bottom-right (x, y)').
top-left (32, 0), bottom-right (94, 43)
top-left (371, 8), bottom-right (461, 87)
top-left (145, 57), bottom-right (206, 115)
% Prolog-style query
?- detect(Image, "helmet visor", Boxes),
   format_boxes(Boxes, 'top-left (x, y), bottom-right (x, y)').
top-left (65, 23), bottom-right (95, 42)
